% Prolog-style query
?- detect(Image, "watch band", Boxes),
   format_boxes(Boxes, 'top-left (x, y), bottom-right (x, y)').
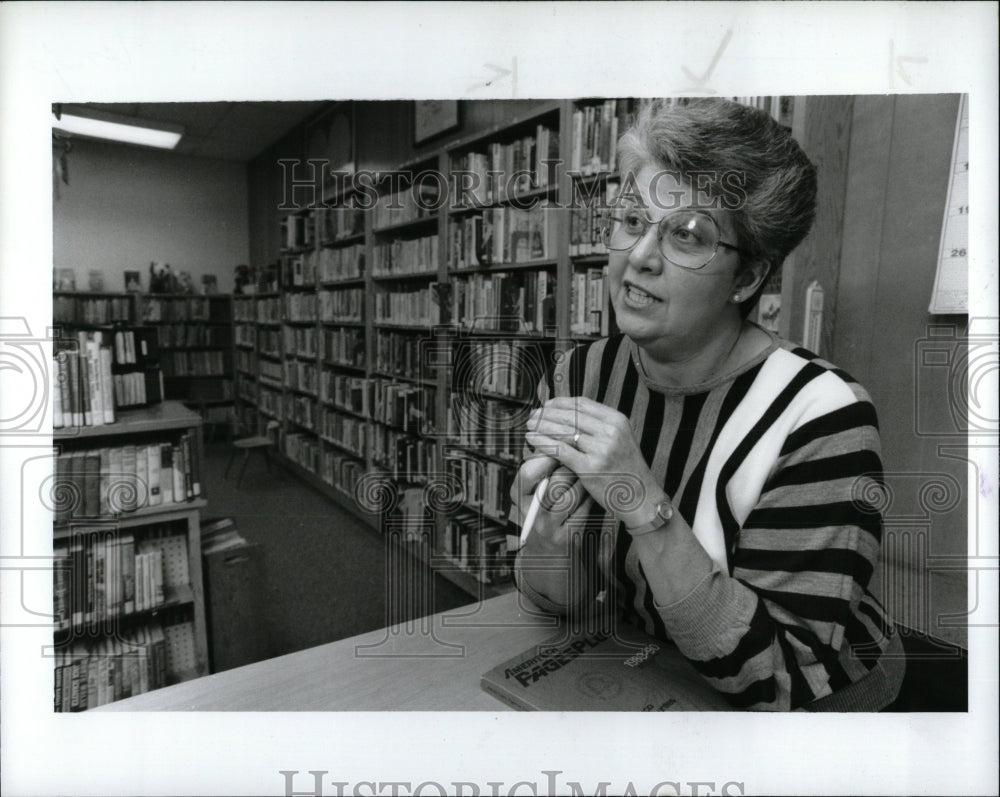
top-left (624, 496), bottom-right (674, 536)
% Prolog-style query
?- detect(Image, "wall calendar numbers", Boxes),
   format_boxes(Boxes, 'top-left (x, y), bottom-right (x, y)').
top-left (929, 94), bottom-right (969, 314)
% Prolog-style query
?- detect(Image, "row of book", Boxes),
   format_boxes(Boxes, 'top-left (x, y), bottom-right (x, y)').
top-left (371, 181), bottom-right (440, 230)
top-left (235, 349), bottom-right (255, 374)
top-left (112, 370), bottom-right (162, 408)
top-left (53, 528), bottom-right (185, 628)
top-left (319, 288), bottom-right (364, 323)
top-left (319, 205), bottom-right (365, 245)
top-left (320, 372), bottom-right (367, 415)
top-left (451, 339), bottom-right (547, 401)
top-left (155, 323), bottom-right (232, 349)
top-left (285, 324), bottom-right (318, 356)
top-left (236, 375), bottom-right (257, 403)
top-left (258, 358), bottom-right (282, 383)
top-left (256, 296), bottom-right (281, 323)
top-left (371, 427), bottom-right (440, 484)
top-left (374, 330), bottom-right (432, 381)
top-left (286, 358), bottom-right (318, 395)
top-left (320, 409), bottom-right (366, 457)
top-left (569, 266), bottom-right (612, 338)
top-left (281, 212), bottom-right (315, 251)
top-left (161, 350), bottom-right (228, 377)
top-left (568, 176), bottom-right (619, 256)
top-left (258, 385), bottom-right (281, 416)
top-left (448, 398), bottom-right (528, 461)
top-left (54, 623), bottom-right (173, 711)
top-left (447, 454), bottom-right (512, 523)
top-left (372, 379), bottom-right (437, 433)
top-left (52, 435), bottom-right (202, 523)
top-left (450, 270), bottom-right (555, 334)
top-left (450, 124), bottom-right (560, 205)
top-left (234, 323), bottom-right (255, 347)
top-left (258, 327), bottom-right (281, 356)
top-left (54, 295), bottom-right (135, 325)
top-left (233, 298), bottom-right (255, 322)
top-left (324, 327), bottom-right (365, 367)
top-left (374, 285), bottom-right (440, 326)
top-left (372, 235), bottom-right (438, 278)
top-left (441, 509), bottom-right (512, 585)
top-left (283, 430), bottom-right (321, 473)
top-left (284, 291), bottom-right (317, 321)
top-left (141, 296), bottom-right (223, 323)
top-left (448, 204), bottom-right (558, 269)
top-left (321, 449), bottom-right (365, 495)
top-left (569, 99), bottom-right (633, 175)
top-left (318, 243), bottom-right (365, 282)
top-left (285, 393), bottom-right (317, 431)
top-left (282, 253), bottom-right (314, 288)
top-left (52, 336), bottom-right (116, 428)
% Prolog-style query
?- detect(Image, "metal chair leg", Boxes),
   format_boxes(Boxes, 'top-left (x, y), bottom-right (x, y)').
top-left (236, 449), bottom-right (251, 488)
top-left (224, 448), bottom-right (236, 479)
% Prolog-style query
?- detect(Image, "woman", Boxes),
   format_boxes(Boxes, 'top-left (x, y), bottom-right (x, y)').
top-left (511, 98), bottom-right (904, 711)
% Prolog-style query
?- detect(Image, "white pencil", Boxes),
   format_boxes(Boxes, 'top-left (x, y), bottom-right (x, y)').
top-left (519, 476), bottom-right (550, 547)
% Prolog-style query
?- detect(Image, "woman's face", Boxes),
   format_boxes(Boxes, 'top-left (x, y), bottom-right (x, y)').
top-left (608, 165), bottom-right (747, 353)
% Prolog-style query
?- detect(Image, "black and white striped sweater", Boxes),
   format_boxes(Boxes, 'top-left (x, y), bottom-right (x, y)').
top-left (515, 331), bottom-right (903, 711)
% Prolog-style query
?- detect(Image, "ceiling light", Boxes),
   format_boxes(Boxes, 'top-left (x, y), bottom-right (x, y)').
top-left (52, 106), bottom-right (183, 150)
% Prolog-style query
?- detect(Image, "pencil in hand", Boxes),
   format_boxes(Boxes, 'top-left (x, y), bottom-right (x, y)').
top-left (519, 476), bottom-right (550, 547)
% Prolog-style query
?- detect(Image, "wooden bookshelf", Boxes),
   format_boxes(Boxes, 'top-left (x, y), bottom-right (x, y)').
top-left (52, 401), bottom-right (210, 711)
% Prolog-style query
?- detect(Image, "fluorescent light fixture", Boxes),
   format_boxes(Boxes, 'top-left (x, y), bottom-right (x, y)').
top-left (53, 106), bottom-right (183, 150)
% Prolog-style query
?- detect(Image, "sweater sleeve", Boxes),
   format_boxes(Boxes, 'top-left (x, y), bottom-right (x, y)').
top-left (654, 396), bottom-right (890, 711)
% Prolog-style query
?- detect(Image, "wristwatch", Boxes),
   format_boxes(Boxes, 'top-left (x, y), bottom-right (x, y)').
top-left (624, 495), bottom-right (674, 536)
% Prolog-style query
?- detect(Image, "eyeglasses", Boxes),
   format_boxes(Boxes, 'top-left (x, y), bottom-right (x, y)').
top-left (601, 207), bottom-right (750, 270)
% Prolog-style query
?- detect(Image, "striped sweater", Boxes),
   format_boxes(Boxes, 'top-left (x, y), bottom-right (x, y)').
top-left (515, 331), bottom-right (903, 711)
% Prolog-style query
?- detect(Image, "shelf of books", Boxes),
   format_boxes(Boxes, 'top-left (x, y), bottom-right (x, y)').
top-left (244, 96), bottom-right (801, 599)
top-left (140, 294), bottom-right (235, 433)
top-left (52, 400), bottom-right (210, 711)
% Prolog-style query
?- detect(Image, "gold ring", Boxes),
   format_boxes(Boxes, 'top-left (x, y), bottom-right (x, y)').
top-left (573, 431), bottom-right (581, 446)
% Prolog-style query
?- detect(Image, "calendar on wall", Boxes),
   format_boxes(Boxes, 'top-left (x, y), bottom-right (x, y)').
top-left (929, 94), bottom-right (969, 314)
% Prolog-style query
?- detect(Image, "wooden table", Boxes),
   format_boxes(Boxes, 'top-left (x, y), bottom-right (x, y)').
top-left (99, 592), bottom-right (559, 711)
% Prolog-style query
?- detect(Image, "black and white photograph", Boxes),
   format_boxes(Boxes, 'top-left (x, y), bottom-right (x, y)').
top-left (1, 3), bottom-right (997, 796)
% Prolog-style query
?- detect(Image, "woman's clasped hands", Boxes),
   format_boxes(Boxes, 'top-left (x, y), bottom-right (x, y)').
top-left (521, 396), bottom-right (660, 529)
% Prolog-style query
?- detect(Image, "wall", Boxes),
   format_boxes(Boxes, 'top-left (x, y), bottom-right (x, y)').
top-left (833, 94), bottom-right (968, 647)
top-left (53, 139), bottom-right (249, 294)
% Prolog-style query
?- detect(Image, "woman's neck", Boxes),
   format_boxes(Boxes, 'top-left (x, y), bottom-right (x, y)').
top-left (635, 317), bottom-right (760, 388)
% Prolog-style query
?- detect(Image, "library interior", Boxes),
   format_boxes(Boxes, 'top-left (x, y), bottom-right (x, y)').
top-left (50, 95), bottom-right (970, 713)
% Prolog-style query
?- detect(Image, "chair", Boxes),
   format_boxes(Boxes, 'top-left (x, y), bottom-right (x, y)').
top-left (224, 420), bottom-right (279, 488)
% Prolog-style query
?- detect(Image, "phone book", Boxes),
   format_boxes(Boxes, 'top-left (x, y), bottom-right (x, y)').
top-left (480, 627), bottom-right (731, 711)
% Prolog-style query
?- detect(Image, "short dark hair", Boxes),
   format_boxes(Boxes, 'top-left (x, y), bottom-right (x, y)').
top-left (617, 99), bottom-right (817, 314)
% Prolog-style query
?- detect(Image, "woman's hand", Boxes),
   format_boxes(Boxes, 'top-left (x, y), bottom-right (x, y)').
top-left (509, 454), bottom-right (593, 554)
top-left (525, 396), bottom-right (660, 527)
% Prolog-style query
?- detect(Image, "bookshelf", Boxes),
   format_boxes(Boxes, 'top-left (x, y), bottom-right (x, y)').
top-left (245, 96), bottom-right (802, 598)
top-left (52, 400), bottom-right (210, 711)
top-left (139, 294), bottom-right (235, 433)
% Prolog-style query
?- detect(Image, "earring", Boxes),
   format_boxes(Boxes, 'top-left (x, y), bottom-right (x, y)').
top-left (732, 292), bottom-right (742, 303)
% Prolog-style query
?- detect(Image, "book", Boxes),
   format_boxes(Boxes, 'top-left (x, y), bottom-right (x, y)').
top-left (480, 627), bottom-right (731, 711)
top-left (52, 356), bottom-right (64, 428)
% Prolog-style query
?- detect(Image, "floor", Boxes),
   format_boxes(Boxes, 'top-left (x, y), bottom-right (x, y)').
top-left (200, 441), bottom-right (474, 667)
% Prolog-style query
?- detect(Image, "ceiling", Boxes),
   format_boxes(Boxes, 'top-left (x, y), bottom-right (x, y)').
top-left (68, 101), bottom-right (330, 162)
